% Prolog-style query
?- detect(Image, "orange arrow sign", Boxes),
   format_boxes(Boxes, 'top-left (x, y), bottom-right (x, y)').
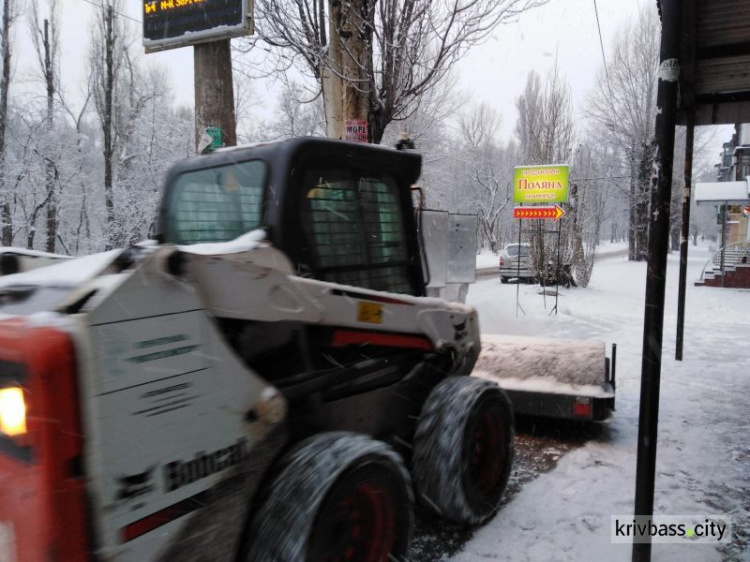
top-left (513, 205), bottom-right (565, 221)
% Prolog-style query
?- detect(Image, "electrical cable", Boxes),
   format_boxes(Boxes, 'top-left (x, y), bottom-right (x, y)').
top-left (592, 0), bottom-right (613, 96)
top-left (77, 0), bottom-right (141, 25)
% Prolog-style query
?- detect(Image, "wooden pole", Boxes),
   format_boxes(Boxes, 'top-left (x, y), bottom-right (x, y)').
top-left (194, 39), bottom-right (237, 150)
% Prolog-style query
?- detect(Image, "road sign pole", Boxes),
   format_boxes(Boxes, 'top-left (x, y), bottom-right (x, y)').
top-left (516, 206), bottom-right (522, 317)
top-left (553, 217), bottom-right (561, 315)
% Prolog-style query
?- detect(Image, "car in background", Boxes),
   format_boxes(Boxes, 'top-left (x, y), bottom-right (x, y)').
top-left (498, 243), bottom-right (533, 283)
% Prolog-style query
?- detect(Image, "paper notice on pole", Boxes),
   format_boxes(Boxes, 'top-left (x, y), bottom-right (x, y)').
top-left (345, 119), bottom-right (368, 142)
top-left (658, 59), bottom-right (680, 82)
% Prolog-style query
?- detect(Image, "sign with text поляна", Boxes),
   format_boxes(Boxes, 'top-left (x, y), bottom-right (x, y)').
top-left (345, 119), bottom-right (368, 143)
top-left (513, 165), bottom-right (569, 204)
top-left (143, 0), bottom-right (254, 53)
top-left (513, 205), bottom-right (565, 222)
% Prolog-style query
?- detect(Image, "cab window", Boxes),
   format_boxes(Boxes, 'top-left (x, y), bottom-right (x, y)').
top-left (300, 168), bottom-right (413, 294)
top-left (168, 160), bottom-right (266, 245)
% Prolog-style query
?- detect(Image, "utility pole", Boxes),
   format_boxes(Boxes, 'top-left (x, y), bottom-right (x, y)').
top-left (632, 0), bottom-right (682, 560)
top-left (325, 0), bottom-right (372, 142)
top-left (194, 39), bottom-right (237, 150)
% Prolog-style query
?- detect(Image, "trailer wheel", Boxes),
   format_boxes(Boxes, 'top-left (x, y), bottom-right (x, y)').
top-left (413, 376), bottom-right (514, 524)
top-left (500, 275), bottom-right (509, 284)
top-left (245, 432), bottom-right (413, 562)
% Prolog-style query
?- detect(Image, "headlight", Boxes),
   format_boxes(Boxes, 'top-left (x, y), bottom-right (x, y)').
top-left (0, 387), bottom-right (27, 436)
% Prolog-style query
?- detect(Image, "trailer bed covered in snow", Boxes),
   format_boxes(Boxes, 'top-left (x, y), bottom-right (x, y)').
top-left (474, 334), bottom-right (616, 421)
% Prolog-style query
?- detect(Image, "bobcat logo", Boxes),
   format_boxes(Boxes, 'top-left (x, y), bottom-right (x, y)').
top-left (116, 466), bottom-right (156, 501)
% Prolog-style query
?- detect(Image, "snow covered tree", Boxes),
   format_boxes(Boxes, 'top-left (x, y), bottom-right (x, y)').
top-left (90, 0), bottom-right (125, 249)
top-left (586, 5), bottom-right (660, 261)
top-left (29, 0), bottom-right (60, 252)
top-left (115, 65), bottom-right (192, 244)
top-left (0, 0), bottom-right (16, 246)
top-left (567, 142), bottom-right (618, 287)
top-left (457, 102), bottom-right (513, 252)
top-left (266, 81), bottom-right (325, 140)
top-left (250, 0), bottom-right (548, 143)
top-left (516, 70), bottom-right (573, 166)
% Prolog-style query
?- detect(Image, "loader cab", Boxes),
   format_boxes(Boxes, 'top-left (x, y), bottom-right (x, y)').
top-left (157, 137), bottom-right (426, 296)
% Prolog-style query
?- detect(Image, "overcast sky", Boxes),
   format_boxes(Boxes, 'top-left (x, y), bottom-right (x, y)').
top-left (454, 0), bottom-right (648, 139)
top-left (12, 0), bottom-right (728, 162)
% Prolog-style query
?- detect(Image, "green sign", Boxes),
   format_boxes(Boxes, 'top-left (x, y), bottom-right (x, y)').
top-left (513, 165), bottom-right (570, 204)
top-left (206, 127), bottom-right (223, 150)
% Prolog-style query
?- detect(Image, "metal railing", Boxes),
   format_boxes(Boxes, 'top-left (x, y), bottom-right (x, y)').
top-left (699, 240), bottom-right (750, 284)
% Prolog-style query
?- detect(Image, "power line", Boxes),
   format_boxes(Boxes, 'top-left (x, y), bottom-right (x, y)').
top-left (571, 176), bottom-right (630, 182)
top-left (592, 0), bottom-right (614, 99)
top-left (77, 0), bottom-right (142, 25)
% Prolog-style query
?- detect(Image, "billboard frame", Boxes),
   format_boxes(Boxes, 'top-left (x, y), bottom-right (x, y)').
top-left (512, 164), bottom-right (570, 204)
top-left (143, 0), bottom-right (254, 54)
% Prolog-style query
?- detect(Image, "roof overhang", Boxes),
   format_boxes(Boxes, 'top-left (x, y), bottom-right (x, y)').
top-left (671, 0), bottom-right (750, 126)
top-left (694, 179), bottom-right (750, 204)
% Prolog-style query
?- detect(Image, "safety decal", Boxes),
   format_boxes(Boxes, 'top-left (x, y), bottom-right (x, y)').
top-left (357, 301), bottom-right (384, 324)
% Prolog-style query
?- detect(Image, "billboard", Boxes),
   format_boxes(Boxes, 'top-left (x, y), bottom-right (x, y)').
top-left (143, 0), bottom-right (254, 53)
top-left (513, 164), bottom-right (570, 204)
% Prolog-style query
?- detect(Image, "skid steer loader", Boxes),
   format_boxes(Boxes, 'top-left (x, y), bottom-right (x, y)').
top-left (0, 138), bottom-right (514, 562)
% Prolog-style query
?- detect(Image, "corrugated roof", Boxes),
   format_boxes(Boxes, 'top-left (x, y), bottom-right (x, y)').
top-left (673, 0), bottom-right (750, 125)
top-left (696, 0), bottom-right (750, 49)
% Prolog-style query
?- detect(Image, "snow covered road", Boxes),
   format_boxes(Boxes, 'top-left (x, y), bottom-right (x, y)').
top-left (419, 244), bottom-right (749, 562)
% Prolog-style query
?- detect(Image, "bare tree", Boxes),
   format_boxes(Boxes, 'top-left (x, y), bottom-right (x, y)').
top-left (567, 142), bottom-right (614, 287)
top-left (0, 0), bottom-right (15, 245)
top-left (587, 5), bottom-right (660, 261)
top-left (29, 0), bottom-right (60, 252)
top-left (457, 103), bottom-right (513, 252)
top-left (266, 81), bottom-right (325, 140)
top-left (250, 0), bottom-right (548, 144)
top-left (234, 70), bottom-right (259, 141)
top-left (515, 69), bottom-right (573, 165)
top-left (90, 0), bottom-right (124, 249)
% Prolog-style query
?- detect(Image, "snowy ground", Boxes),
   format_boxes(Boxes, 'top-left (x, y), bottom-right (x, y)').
top-left (416, 243), bottom-right (749, 561)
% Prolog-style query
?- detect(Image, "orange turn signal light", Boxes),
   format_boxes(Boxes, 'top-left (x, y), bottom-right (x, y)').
top-left (0, 387), bottom-right (27, 436)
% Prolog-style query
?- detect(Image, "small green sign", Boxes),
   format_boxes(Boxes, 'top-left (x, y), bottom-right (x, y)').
top-left (206, 126), bottom-right (222, 150)
top-left (513, 165), bottom-right (570, 204)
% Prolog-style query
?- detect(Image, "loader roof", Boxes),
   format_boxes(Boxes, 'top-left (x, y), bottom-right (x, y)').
top-left (154, 136), bottom-right (427, 295)
top-left (164, 137), bottom-right (422, 186)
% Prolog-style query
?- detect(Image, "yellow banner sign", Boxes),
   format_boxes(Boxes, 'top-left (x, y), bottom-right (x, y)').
top-left (513, 165), bottom-right (570, 203)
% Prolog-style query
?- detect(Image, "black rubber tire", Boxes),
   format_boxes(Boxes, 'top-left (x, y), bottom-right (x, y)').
top-left (500, 275), bottom-right (508, 284)
top-left (245, 432), bottom-right (413, 561)
top-left (412, 376), bottom-right (514, 525)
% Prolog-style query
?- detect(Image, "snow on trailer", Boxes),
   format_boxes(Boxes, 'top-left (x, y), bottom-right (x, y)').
top-left (473, 334), bottom-right (616, 421)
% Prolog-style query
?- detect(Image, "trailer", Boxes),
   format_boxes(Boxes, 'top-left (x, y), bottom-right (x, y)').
top-left (474, 334), bottom-right (616, 422)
